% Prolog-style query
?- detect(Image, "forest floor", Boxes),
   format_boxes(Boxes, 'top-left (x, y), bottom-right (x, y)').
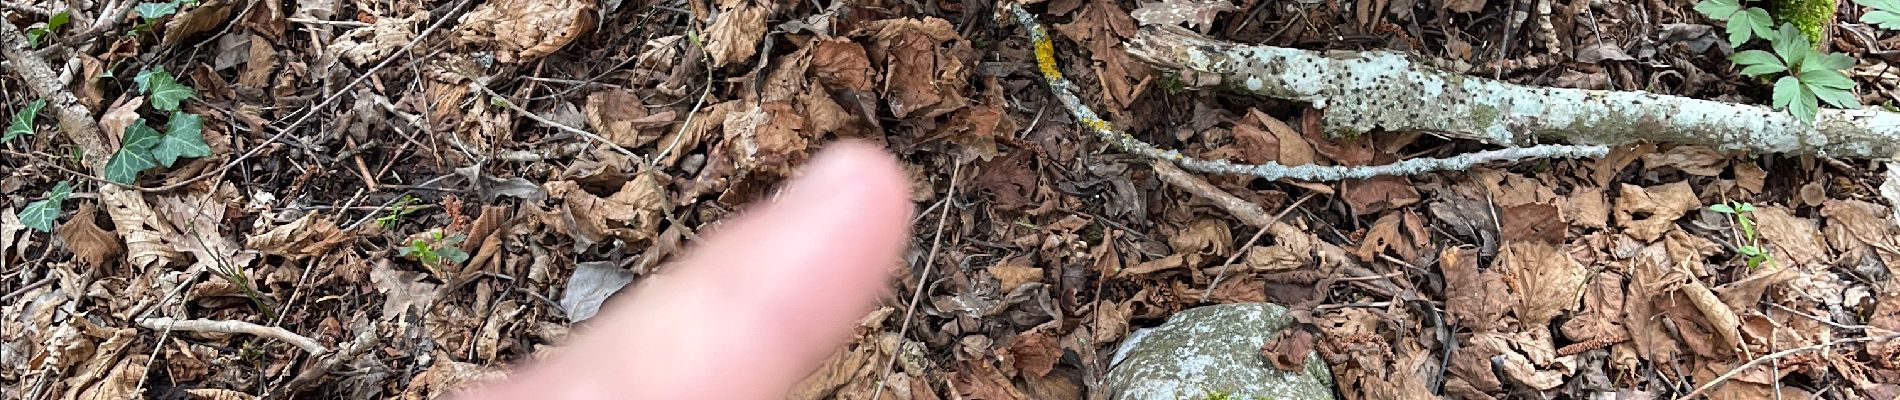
top-left (7, 0), bottom-right (1900, 398)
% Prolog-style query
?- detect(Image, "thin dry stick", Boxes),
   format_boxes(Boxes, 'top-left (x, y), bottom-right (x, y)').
top-left (473, 83), bottom-right (639, 159)
top-left (137, 317), bottom-right (330, 355)
top-left (142, 0), bottom-right (474, 192)
top-left (280, 324), bottom-right (381, 395)
top-left (1681, 333), bottom-right (1900, 399)
top-left (871, 161), bottom-right (961, 400)
top-left (1202, 193), bottom-right (1315, 302)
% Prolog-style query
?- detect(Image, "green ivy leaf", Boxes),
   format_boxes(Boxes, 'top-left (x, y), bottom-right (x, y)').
top-left (135, 1), bottom-right (181, 21)
top-left (1731, 50), bottom-right (1786, 76)
top-left (152, 112), bottom-right (210, 167)
top-left (105, 121), bottom-right (163, 183)
top-left (138, 68), bottom-right (196, 111)
top-left (5, 99), bottom-right (47, 142)
top-left (18, 181), bottom-right (72, 232)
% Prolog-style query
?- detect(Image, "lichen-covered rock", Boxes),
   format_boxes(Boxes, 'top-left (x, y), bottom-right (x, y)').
top-left (1104, 303), bottom-right (1335, 400)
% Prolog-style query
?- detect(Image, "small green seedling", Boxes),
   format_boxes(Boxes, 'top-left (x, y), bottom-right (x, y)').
top-left (400, 231), bottom-right (470, 268)
top-left (24, 11), bottom-right (70, 47)
top-left (1710, 201), bottom-right (1775, 269)
top-left (375, 195), bottom-right (420, 229)
top-left (1730, 24), bottom-right (1859, 124)
top-left (1696, 0), bottom-right (1774, 47)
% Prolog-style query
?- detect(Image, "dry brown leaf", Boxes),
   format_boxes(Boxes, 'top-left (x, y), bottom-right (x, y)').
top-left (1614, 182), bottom-right (1699, 242)
top-left (237, 35), bottom-right (277, 93)
top-left (544, 173), bottom-right (668, 245)
top-left (789, 344), bottom-right (878, 400)
top-left (1752, 205), bottom-right (1828, 267)
top-left (330, 15), bottom-right (420, 65)
top-left (1501, 241), bottom-right (1586, 327)
top-left (1562, 187), bottom-right (1609, 229)
top-left (951, 358), bottom-right (1033, 400)
top-left (1006, 328), bottom-right (1062, 378)
top-left (811, 38), bottom-right (874, 92)
top-left (1168, 218), bottom-right (1231, 265)
top-left (1677, 263), bottom-right (1743, 354)
top-left (858, 17), bottom-right (972, 119)
top-left (1130, 0), bottom-right (1238, 32)
top-left (75, 354), bottom-right (148, 400)
top-left (1262, 328), bottom-right (1316, 372)
top-left (1341, 176), bottom-right (1421, 216)
top-left (1230, 108), bottom-right (1317, 166)
top-left (1121, 253), bottom-right (1186, 276)
top-left (1559, 271), bottom-right (1626, 342)
top-left (704, 1), bottom-right (767, 67)
top-left (1733, 162), bottom-right (1767, 194)
top-left (583, 89), bottom-right (672, 148)
top-left (723, 101), bottom-right (811, 177)
top-left (453, 0), bottom-right (595, 63)
top-left (1052, 0), bottom-right (1149, 109)
top-left (1641, 146), bottom-right (1727, 176)
top-left (1591, 143), bottom-right (1654, 186)
top-left (1821, 199), bottom-right (1900, 280)
top-left (162, 0), bottom-right (235, 47)
top-left (100, 186), bottom-right (181, 269)
top-left (247, 213), bottom-right (352, 259)
top-left (1358, 211), bottom-right (1426, 261)
top-left (154, 191), bottom-right (256, 276)
top-left (1443, 247), bottom-right (1512, 331)
top-left (1444, 0), bottom-right (1485, 13)
top-left (57, 203), bottom-right (122, 267)
top-left (989, 256), bottom-right (1044, 293)
top-left (1501, 203), bottom-right (1568, 244)
top-left (185, 388), bottom-right (259, 400)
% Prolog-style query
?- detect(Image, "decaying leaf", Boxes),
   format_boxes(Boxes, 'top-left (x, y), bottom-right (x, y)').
top-left (857, 17), bottom-right (973, 119)
top-left (1443, 246), bottom-right (1512, 331)
top-left (1640, 146), bottom-right (1727, 176)
top-left (56, 203), bottom-right (122, 266)
top-left (704, 1), bottom-right (769, 67)
top-left (453, 0), bottom-right (595, 63)
top-left (1752, 205), bottom-right (1828, 267)
top-left (584, 89), bottom-right (675, 149)
top-left (330, 15), bottom-right (420, 65)
top-left (1614, 182), bottom-right (1699, 242)
top-left (544, 172), bottom-right (668, 245)
top-left (1501, 241), bottom-right (1587, 327)
top-left (1053, 0), bottom-right (1149, 109)
top-left (1230, 108), bottom-right (1318, 166)
top-left (247, 213), bottom-right (352, 259)
top-left (988, 256), bottom-right (1044, 293)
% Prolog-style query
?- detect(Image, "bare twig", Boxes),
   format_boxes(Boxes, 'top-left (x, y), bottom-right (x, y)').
top-left (137, 317), bottom-right (330, 354)
top-left (1202, 193), bottom-right (1315, 302)
top-left (280, 323), bottom-right (380, 395)
top-left (1681, 333), bottom-right (1900, 399)
top-left (871, 161), bottom-right (961, 400)
top-left (1150, 161), bottom-right (1401, 295)
top-left (1005, 3), bottom-right (1607, 180)
top-left (0, 276), bottom-right (54, 302)
top-left (472, 83), bottom-right (640, 159)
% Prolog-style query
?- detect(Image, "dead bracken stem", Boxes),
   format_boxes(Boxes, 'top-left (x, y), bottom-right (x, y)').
top-left (872, 161), bottom-right (961, 400)
top-left (136, 317), bottom-right (330, 355)
top-left (1005, 3), bottom-right (1607, 181)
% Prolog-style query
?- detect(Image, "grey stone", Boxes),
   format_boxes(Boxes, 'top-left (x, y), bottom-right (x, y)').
top-left (1104, 303), bottom-right (1336, 400)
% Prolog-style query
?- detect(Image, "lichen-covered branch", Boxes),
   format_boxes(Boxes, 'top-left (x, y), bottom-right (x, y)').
top-left (1124, 25), bottom-right (1900, 159)
top-left (1007, 4), bottom-right (1607, 181)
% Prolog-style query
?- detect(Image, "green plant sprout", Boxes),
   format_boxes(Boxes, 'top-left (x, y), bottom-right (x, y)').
top-left (1696, 0), bottom-right (1775, 47)
top-left (399, 231), bottom-right (470, 270)
top-left (375, 195), bottom-right (420, 229)
top-left (24, 11), bottom-right (70, 48)
top-left (5, 99), bottom-right (46, 142)
top-left (1710, 201), bottom-right (1776, 269)
top-left (106, 67), bottom-right (210, 183)
top-left (1861, 0), bottom-right (1900, 29)
top-left (1730, 24), bottom-right (1858, 124)
top-left (18, 181), bottom-right (72, 232)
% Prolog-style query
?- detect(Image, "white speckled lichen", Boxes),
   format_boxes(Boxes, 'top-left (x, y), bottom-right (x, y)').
top-left (1125, 25), bottom-right (1900, 159)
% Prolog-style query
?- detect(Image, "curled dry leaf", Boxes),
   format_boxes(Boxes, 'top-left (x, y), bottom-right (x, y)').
top-left (1230, 108), bottom-right (1318, 166)
top-left (330, 15), bottom-right (420, 65)
top-left (857, 17), bottom-right (973, 119)
top-left (544, 173), bottom-right (668, 246)
top-left (1640, 146), bottom-right (1727, 176)
top-left (723, 101), bottom-right (810, 177)
top-left (1501, 241), bottom-right (1587, 328)
top-left (453, 0), bottom-right (594, 63)
top-left (811, 38), bottom-right (875, 92)
top-left (100, 186), bottom-right (182, 269)
top-left (247, 213), bottom-right (352, 259)
top-left (163, 0), bottom-right (235, 47)
top-left (988, 256), bottom-right (1044, 294)
top-left (583, 89), bottom-right (675, 149)
top-left (1752, 205), bottom-right (1828, 267)
top-left (1614, 182), bottom-right (1699, 242)
top-left (1442, 246), bottom-right (1512, 331)
top-left (704, 1), bottom-right (768, 67)
top-left (1821, 199), bottom-right (1900, 280)
top-left (1358, 211), bottom-right (1427, 262)
top-left (1053, 0), bottom-right (1149, 109)
top-left (57, 203), bottom-right (123, 267)
top-left (1562, 187), bottom-right (1609, 229)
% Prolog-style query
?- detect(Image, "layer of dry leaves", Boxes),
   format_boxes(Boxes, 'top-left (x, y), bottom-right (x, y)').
top-left (7, 0), bottom-right (1900, 399)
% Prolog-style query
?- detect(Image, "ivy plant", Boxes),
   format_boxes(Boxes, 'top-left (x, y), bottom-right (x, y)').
top-left (5, 99), bottom-right (46, 142)
top-left (1860, 0), bottom-right (1900, 30)
top-left (18, 181), bottom-right (72, 232)
top-left (24, 11), bottom-right (71, 48)
top-left (133, 67), bottom-right (196, 111)
top-left (1696, 0), bottom-right (1775, 47)
top-left (1730, 24), bottom-right (1859, 124)
top-left (100, 67), bottom-right (209, 183)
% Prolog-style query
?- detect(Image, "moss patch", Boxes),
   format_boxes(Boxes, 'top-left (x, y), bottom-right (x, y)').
top-left (1773, 0), bottom-right (1838, 47)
